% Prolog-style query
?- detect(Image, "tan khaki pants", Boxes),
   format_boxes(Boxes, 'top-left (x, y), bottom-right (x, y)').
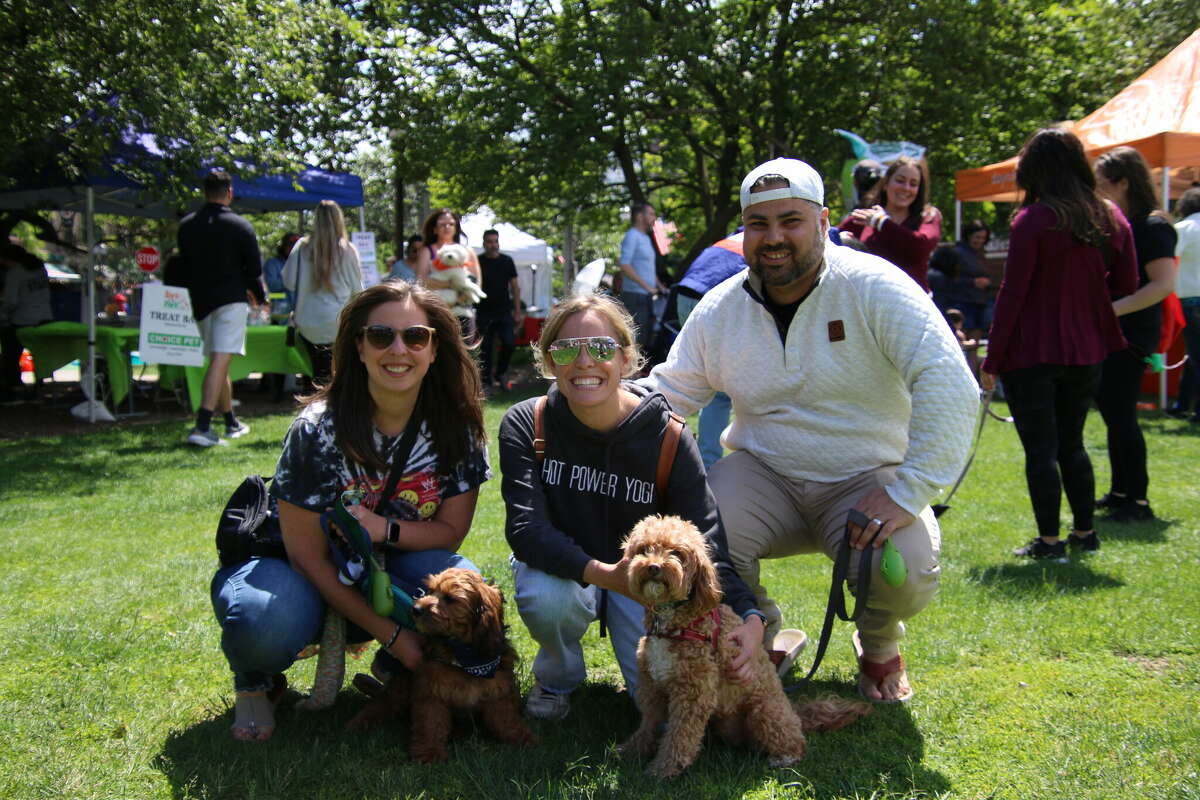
top-left (708, 451), bottom-right (941, 660)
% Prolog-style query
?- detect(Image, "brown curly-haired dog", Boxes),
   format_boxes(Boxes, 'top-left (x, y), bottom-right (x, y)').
top-left (346, 568), bottom-right (535, 763)
top-left (618, 515), bottom-right (871, 778)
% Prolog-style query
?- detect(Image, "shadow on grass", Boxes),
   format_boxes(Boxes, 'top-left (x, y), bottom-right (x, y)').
top-left (155, 680), bottom-right (948, 800)
top-left (966, 559), bottom-right (1124, 595)
top-left (1096, 516), bottom-right (1170, 543)
top-left (0, 420), bottom-right (282, 502)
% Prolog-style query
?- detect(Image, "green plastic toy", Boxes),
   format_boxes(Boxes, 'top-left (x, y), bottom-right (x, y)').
top-left (880, 539), bottom-right (907, 587)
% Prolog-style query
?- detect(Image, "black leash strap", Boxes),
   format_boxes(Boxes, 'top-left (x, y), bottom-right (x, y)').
top-left (783, 508), bottom-right (879, 692)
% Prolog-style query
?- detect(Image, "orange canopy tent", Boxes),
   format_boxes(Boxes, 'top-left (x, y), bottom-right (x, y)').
top-left (954, 28), bottom-right (1200, 209)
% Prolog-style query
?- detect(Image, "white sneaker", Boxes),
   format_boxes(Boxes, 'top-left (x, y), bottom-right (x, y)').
top-left (187, 428), bottom-right (228, 447)
top-left (524, 683), bottom-right (570, 720)
top-left (225, 420), bottom-right (251, 439)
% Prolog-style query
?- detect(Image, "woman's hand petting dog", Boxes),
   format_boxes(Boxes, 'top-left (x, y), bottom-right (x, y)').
top-left (726, 614), bottom-right (765, 686)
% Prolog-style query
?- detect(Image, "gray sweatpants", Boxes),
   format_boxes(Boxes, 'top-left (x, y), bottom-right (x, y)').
top-left (707, 450), bottom-right (941, 661)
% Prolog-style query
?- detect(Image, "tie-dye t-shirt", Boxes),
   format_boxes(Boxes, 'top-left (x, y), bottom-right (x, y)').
top-left (271, 401), bottom-right (490, 520)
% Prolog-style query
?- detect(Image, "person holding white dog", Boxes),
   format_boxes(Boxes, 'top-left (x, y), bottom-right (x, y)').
top-left (644, 158), bottom-right (978, 703)
top-left (415, 208), bottom-right (483, 341)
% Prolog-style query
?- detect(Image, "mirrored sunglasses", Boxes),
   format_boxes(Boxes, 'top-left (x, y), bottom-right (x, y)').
top-left (547, 336), bottom-right (620, 366)
top-left (360, 324), bottom-right (437, 351)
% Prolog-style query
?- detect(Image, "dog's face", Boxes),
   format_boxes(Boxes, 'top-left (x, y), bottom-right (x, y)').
top-left (623, 515), bottom-right (722, 612)
top-left (434, 243), bottom-right (470, 270)
top-left (412, 568), bottom-right (505, 652)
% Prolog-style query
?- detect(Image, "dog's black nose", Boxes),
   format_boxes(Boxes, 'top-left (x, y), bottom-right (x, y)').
top-left (648, 564), bottom-right (660, 576)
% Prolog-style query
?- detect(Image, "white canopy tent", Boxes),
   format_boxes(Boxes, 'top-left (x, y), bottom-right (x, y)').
top-left (460, 207), bottom-right (554, 317)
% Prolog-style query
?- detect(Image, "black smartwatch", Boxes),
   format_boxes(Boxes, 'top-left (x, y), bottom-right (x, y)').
top-left (386, 518), bottom-right (401, 546)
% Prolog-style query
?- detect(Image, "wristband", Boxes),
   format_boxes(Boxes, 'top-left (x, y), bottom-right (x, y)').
top-left (384, 624), bottom-right (402, 651)
top-left (386, 518), bottom-right (400, 546)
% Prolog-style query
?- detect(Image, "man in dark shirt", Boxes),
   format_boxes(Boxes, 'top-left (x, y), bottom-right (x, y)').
top-left (177, 170), bottom-right (266, 447)
top-left (475, 229), bottom-right (522, 390)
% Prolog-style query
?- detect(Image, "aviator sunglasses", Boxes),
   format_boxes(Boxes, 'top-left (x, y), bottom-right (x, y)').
top-left (546, 336), bottom-right (621, 366)
top-left (360, 324), bottom-right (437, 351)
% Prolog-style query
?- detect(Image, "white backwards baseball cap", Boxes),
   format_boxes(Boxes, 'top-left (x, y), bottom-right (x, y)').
top-left (740, 158), bottom-right (824, 210)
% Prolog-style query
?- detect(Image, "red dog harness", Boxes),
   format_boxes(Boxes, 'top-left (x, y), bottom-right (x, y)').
top-left (651, 607), bottom-right (722, 653)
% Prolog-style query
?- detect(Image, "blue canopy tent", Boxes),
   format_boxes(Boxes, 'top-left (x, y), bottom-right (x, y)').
top-left (0, 132), bottom-right (363, 420)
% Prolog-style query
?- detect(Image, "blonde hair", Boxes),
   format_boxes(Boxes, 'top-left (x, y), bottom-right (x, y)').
top-left (307, 200), bottom-right (349, 292)
top-left (534, 292), bottom-right (645, 379)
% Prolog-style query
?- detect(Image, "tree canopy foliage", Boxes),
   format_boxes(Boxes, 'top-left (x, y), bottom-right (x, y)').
top-left (3, 1), bottom-right (1198, 265)
top-left (361, 0), bottom-right (1199, 263)
top-left (0, 0), bottom-right (368, 202)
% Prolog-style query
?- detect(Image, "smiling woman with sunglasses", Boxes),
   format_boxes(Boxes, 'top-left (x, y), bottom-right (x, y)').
top-left (498, 293), bottom-right (764, 721)
top-left (210, 281), bottom-right (488, 741)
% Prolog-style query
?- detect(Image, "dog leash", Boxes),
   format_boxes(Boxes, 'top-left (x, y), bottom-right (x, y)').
top-left (932, 387), bottom-right (994, 518)
top-left (783, 508), bottom-right (879, 693)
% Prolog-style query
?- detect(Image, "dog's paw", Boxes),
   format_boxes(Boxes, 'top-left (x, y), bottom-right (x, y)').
top-left (646, 756), bottom-right (687, 780)
top-left (768, 753), bottom-right (804, 768)
top-left (617, 734), bottom-right (657, 760)
top-left (410, 744), bottom-right (449, 764)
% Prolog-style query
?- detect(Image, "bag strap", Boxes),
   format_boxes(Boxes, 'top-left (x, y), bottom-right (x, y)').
top-left (380, 418), bottom-right (422, 504)
top-left (655, 411), bottom-right (685, 498)
top-left (784, 508), bottom-right (879, 692)
top-left (533, 395), bottom-right (548, 465)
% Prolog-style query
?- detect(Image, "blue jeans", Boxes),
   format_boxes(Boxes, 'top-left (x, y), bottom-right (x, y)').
top-left (677, 294), bottom-right (732, 469)
top-left (510, 557), bottom-right (645, 702)
top-left (697, 392), bottom-right (732, 469)
top-left (620, 291), bottom-right (656, 350)
top-left (211, 549), bottom-right (477, 692)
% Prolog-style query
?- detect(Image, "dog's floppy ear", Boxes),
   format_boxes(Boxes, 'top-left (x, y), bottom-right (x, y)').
top-left (471, 580), bottom-right (506, 654)
top-left (688, 539), bottom-right (722, 613)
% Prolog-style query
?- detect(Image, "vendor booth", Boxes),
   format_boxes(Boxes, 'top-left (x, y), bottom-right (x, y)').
top-left (0, 130), bottom-right (363, 419)
top-left (460, 207), bottom-right (555, 344)
top-left (954, 28), bottom-right (1200, 405)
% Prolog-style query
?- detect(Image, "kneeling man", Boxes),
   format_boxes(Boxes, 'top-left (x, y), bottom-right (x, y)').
top-left (644, 158), bottom-right (978, 702)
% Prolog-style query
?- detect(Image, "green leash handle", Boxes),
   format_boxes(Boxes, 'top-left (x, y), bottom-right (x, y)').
top-left (330, 491), bottom-right (415, 625)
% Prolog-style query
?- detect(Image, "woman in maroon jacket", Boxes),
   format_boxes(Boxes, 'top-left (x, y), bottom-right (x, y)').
top-left (839, 156), bottom-right (942, 291)
top-left (981, 128), bottom-right (1139, 560)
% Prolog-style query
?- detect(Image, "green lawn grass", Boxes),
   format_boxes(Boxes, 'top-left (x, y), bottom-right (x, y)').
top-left (1, 390), bottom-right (1197, 800)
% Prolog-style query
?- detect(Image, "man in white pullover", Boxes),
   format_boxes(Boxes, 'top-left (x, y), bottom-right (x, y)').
top-left (644, 158), bottom-right (978, 702)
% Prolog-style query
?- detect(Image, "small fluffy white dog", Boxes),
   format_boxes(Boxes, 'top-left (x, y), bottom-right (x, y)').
top-left (432, 243), bottom-right (486, 316)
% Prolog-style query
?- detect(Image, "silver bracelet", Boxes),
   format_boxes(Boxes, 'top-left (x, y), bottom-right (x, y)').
top-left (384, 624), bottom-right (402, 651)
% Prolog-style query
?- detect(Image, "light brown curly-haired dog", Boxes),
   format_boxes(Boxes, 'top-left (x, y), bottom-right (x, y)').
top-left (618, 515), bottom-right (871, 778)
top-left (346, 568), bottom-right (535, 763)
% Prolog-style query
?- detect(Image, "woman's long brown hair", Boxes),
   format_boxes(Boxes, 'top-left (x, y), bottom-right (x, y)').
top-left (1015, 128), bottom-right (1113, 247)
top-left (305, 280), bottom-right (484, 473)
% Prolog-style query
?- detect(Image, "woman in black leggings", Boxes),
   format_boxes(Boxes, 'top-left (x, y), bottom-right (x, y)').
top-left (981, 129), bottom-right (1139, 559)
top-left (1092, 147), bottom-right (1178, 522)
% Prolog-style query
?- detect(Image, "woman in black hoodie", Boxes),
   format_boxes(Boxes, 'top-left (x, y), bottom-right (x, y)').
top-left (500, 293), bottom-right (764, 721)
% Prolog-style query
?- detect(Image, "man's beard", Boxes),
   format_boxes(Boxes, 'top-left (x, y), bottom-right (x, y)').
top-left (747, 239), bottom-right (823, 288)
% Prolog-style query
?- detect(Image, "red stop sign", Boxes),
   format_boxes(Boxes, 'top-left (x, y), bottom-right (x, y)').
top-left (136, 246), bottom-right (160, 272)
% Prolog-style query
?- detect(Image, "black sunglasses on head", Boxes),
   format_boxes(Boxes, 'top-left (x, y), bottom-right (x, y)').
top-left (360, 324), bottom-right (437, 351)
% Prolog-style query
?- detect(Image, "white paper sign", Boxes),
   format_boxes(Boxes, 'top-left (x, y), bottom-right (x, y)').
top-left (353, 231), bottom-right (379, 288)
top-left (138, 282), bottom-right (204, 366)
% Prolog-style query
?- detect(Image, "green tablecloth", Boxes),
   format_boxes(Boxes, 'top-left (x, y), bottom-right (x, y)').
top-left (158, 325), bottom-right (313, 411)
top-left (18, 322), bottom-right (141, 405)
top-left (18, 322), bottom-right (312, 410)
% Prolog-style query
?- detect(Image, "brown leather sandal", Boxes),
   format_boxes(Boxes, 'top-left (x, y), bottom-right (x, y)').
top-left (852, 631), bottom-right (913, 704)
